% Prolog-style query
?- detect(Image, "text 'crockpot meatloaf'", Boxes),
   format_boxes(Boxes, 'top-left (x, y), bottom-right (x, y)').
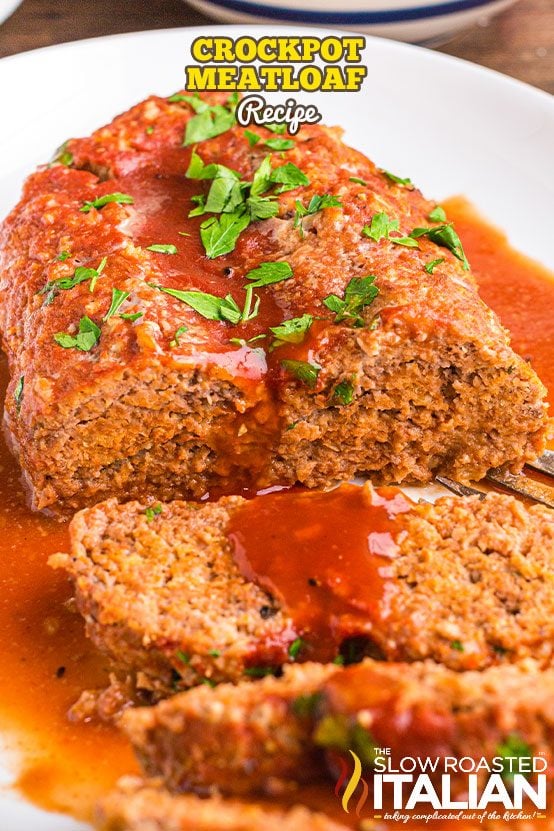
top-left (120, 659), bottom-right (554, 799)
top-left (49, 484), bottom-right (554, 695)
top-left (0, 92), bottom-right (549, 514)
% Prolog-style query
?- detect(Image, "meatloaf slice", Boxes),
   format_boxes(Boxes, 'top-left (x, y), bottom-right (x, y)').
top-left (120, 660), bottom-right (554, 799)
top-left (50, 486), bottom-right (554, 694)
top-left (0, 91), bottom-right (549, 515)
top-left (121, 663), bottom-right (337, 797)
top-left (95, 777), bottom-right (349, 831)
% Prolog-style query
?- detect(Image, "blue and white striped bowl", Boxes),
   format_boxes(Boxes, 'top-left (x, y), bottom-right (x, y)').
top-left (184, 0), bottom-right (518, 44)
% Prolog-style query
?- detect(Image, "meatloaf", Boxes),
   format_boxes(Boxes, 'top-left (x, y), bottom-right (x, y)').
top-left (0, 91), bottom-right (549, 514)
top-left (96, 777), bottom-right (348, 831)
top-left (49, 485), bottom-right (554, 694)
top-left (121, 659), bottom-right (554, 798)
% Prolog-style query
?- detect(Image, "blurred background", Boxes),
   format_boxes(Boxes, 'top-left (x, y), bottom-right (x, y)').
top-left (0, 0), bottom-right (552, 93)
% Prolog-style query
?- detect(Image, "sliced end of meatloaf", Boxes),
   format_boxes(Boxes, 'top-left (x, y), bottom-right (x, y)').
top-left (121, 663), bottom-right (337, 797)
top-left (95, 777), bottom-right (349, 831)
top-left (0, 92), bottom-right (549, 515)
top-left (121, 660), bottom-right (554, 800)
top-left (50, 486), bottom-right (554, 695)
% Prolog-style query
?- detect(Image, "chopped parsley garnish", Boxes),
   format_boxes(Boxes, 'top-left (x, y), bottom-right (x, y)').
top-left (265, 138), bottom-right (295, 151)
top-left (294, 194), bottom-right (342, 233)
top-left (288, 637), bottom-right (305, 660)
top-left (265, 122), bottom-right (287, 134)
top-left (245, 261), bottom-right (293, 288)
top-left (246, 196), bottom-right (279, 221)
top-left (410, 223), bottom-right (470, 269)
top-left (103, 288), bottom-right (130, 322)
top-left (186, 151), bottom-right (244, 216)
top-left (382, 169), bottom-right (413, 188)
top-left (80, 193), bottom-right (134, 213)
top-left (120, 312), bottom-right (143, 322)
top-left (497, 735), bottom-right (532, 783)
top-left (201, 678), bottom-right (217, 687)
top-left (170, 324), bottom-right (188, 347)
top-left (292, 692), bottom-right (322, 718)
top-left (314, 717), bottom-right (378, 767)
top-left (270, 314), bottom-right (312, 349)
top-left (208, 649), bottom-right (221, 658)
top-left (349, 176), bottom-right (367, 186)
top-left (146, 244), bottom-right (178, 255)
top-left (362, 212), bottom-right (399, 243)
top-left (244, 129), bottom-right (261, 147)
top-left (424, 257), bottom-right (445, 274)
top-left (229, 334), bottom-right (266, 347)
top-left (40, 256), bottom-right (107, 304)
top-left (200, 210), bottom-right (251, 259)
top-left (155, 285), bottom-right (257, 325)
top-left (176, 650), bottom-right (191, 665)
top-left (450, 640), bottom-right (464, 652)
top-left (14, 376), bottom-right (24, 411)
top-left (56, 251), bottom-right (71, 262)
top-left (51, 141), bottom-right (73, 167)
top-left (243, 666), bottom-right (277, 677)
top-left (428, 205), bottom-right (447, 223)
top-left (145, 503), bottom-right (163, 522)
top-left (270, 162), bottom-right (310, 194)
top-left (323, 275), bottom-right (379, 327)
top-left (145, 125), bottom-right (155, 135)
top-left (333, 655), bottom-right (345, 666)
top-left (333, 380), bottom-right (354, 405)
top-left (281, 359), bottom-right (321, 388)
top-left (390, 235), bottom-right (419, 248)
top-left (182, 95), bottom-right (237, 147)
top-left (54, 316), bottom-right (101, 352)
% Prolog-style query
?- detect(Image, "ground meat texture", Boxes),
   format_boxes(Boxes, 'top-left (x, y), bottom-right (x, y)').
top-left (95, 777), bottom-right (349, 831)
top-left (0, 92), bottom-right (549, 515)
top-left (49, 489), bottom-right (554, 695)
top-left (121, 663), bottom-right (337, 797)
top-left (120, 660), bottom-right (554, 800)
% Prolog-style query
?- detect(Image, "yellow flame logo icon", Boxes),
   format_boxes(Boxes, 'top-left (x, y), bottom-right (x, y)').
top-left (339, 750), bottom-right (370, 816)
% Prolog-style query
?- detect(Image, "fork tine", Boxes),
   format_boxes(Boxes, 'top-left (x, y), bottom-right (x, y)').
top-left (486, 468), bottom-right (554, 509)
top-left (435, 475), bottom-right (487, 500)
top-left (527, 450), bottom-right (554, 478)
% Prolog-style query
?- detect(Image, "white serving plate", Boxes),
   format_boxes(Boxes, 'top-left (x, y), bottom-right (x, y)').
top-left (0, 25), bottom-right (552, 830)
top-left (184, 0), bottom-right (518, 44)
top-left (0, 0), bottom-right (21, 26)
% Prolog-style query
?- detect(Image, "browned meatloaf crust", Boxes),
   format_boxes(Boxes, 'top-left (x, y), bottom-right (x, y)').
top-left (121, 660), bottom-right (554, 799)
top-left (49, 487), bottom-right (554, 694)
top-left (95, 777), bottom-right (349, 831)
top-left (0, 92), bottom-right (549, 514)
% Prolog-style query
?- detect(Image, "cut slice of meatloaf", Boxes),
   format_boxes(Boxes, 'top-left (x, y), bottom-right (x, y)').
top-left (120, 660), bottom-right (554, 799)
top-left (122, 663), bottom-right (337, 797)
top-left (49, 485), bottom-right (554, 694)
top-left (0, 91), bottom-right (549, 514)
top-left (95, 777), bottom-right (349, 831)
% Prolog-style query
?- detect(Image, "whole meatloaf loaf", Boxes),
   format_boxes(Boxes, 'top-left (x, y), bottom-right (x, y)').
top-left (49, 485), bottom-right (554, 694)
top-left (0, 92), bottom-right (549, 513)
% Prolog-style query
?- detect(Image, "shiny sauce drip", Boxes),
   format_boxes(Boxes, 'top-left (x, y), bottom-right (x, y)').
top-left (0, 202), bottom-right (552, 827)
top-left (228, 484), bottom-right (412, 663)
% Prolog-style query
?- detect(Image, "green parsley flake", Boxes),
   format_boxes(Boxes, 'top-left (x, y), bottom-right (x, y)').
top-left (243, 667), bottom-right (277, 678)
top-left (120, 312), bottom-right (143, 322)
top-left (265, 138), bottom-right (295, 151)
top-left (294, 194), bottom-right (342, 232)
top-left (245, 261), bottom-right (293, 288)
top-left (323, 275), bottom-right (379, 327)
top-left (428, 205), bottom-right (447, 223)
top-left (382, 169), bottom-right (413, 188)
top-left (103, 288), bottom-right (130, 322)
top-left (411, 223), bottom-right (470, 270)
top-left (270, 162), bottom-right (310, 194)
top-left (390, 235), bottom-right (419, 248)
top-left (56, 251), bottom-right (71, 262)
top-left (497, 735), bottom-right (532, 783)
top-left (450, 640), bottom-right (464, 652)
top-left (80, 193), bottom-right (134, 213)
top-left (349, 176), bottom-right (367, 186)
top-left (183, 96), bottom-right (237, 147)
top-left (424, 257), bottom-right (445, 274)
top-left (362, 212), bottom-right (399, 243)
top-left (54, 316), bottom-right (101, 352)
top-left (146, 244), bottom-right (178, 255)
top-left (145, 503), bottom-right (163, 522)
top-left (176, 650), bottom-right (191, 665)
top-left (145, 125), bottom-right (155, 135)
top-left (333, 380), bottom-right (354, 405)
top-left (40, 256), bottom-right (107, 305)
top-left (288, 638), bottom-right (305, 660)
top-left (292, 692), bottom-right (322, 718)
top-left (270, 314), bottom-right (313, 349)
top-left (281, 359), bottom-right (321, 388)
top-left (156, 285), bottom-right (257, 325)
top-left (14, 376), bottom-right (24, 411)
top-left (51, 141), bottom-right (73, 167)
top-left (244, 130), bottom-right (261, 147)
top-left (170, 324), bottom-right (188, 347)
top-left (200, 210), bottom-right (251, 259)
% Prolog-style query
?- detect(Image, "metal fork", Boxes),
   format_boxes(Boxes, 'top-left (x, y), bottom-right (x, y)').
top-left (436, 450), bottom-right (554, 509)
